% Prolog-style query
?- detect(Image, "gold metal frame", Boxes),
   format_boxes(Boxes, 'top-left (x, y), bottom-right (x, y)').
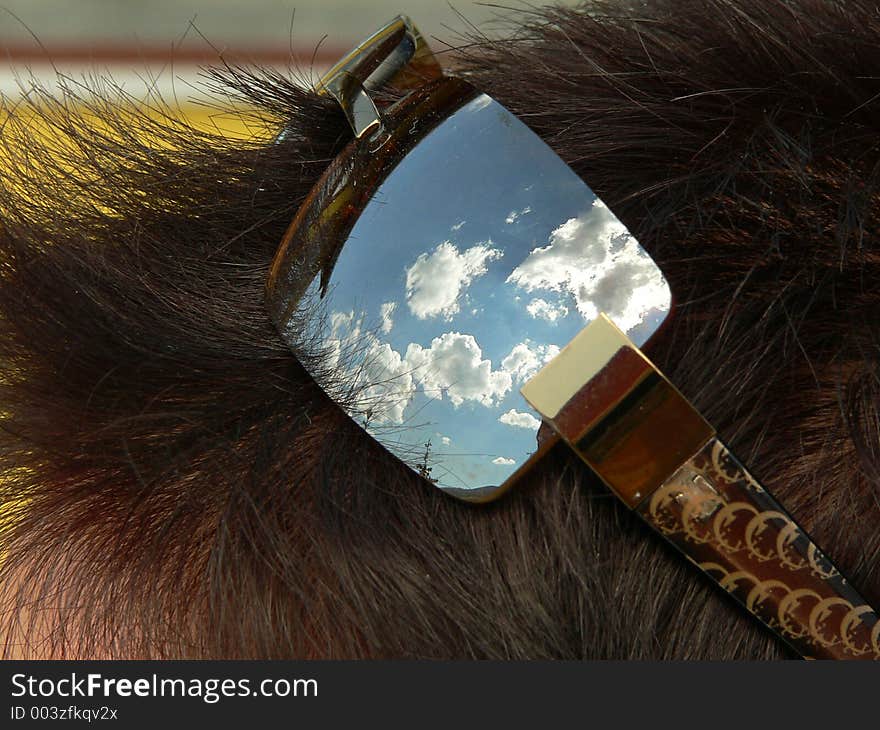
top-left (522, 314), bottom-right (714, 507)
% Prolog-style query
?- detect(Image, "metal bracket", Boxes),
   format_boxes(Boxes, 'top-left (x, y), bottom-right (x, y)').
top-left (521, 314), bottom-right (715, 508)
top-left (315, 15), bottom-right (443, 138)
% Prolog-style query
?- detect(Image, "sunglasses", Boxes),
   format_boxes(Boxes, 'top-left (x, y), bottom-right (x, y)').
top-left (266, 16), bottom-right (878, 660)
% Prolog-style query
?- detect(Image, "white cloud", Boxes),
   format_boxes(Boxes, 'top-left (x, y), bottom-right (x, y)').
top-left (324, 310), bottom-right (357, 371)
top-left (498, 409), bottom-right (541, 430)
top-left (506, 199), bottom-right (669, 334)
top-left (405, 331), bottom-right (512, 408)
top-left (324, 310), bottom-right (415, 425)
top-left (405, 241), bottom-right (502, 320)
top-left (505, 206), bottom-right (532, 224)
top-left (379, 301), bottom-right (397, 334)
top-left (354, 340), bottom-right (414, 425)
top-left (500, 341), bottom-right (560, 384)
top-left (526, 297), bottom-right (569, 323)
top-left (440, 436), bottom-right (452, 446)
top-left (327, 313), bottom-right (537, 424)
top-left (492, 457), bottom-right (516, 465)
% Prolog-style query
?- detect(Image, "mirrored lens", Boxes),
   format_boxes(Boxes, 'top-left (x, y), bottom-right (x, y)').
top-left (289, 93), bottom-right (671, 497)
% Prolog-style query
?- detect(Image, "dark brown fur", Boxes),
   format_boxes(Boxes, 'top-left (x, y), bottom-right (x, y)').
top-left (1, 0), bottom-right (879, 658)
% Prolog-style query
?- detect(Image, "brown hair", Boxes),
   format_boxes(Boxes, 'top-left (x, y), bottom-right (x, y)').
top-left (1, 0), bottom-right (878, 658)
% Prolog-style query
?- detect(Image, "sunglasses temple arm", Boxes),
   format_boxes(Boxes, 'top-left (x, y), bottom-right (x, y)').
top-left (522, 314), bottom-right (880, 660)
top-left (638, 437), bottom-right (879, 659)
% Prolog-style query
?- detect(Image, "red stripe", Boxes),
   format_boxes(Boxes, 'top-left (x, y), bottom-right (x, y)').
top-left (0, 42), bottom-right (348, 65)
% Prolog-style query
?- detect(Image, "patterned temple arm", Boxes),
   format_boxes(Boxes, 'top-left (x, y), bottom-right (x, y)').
top-left (522, 314), bottom-right (879, 660)
top-left (641, 438), bottom-right (878, 659)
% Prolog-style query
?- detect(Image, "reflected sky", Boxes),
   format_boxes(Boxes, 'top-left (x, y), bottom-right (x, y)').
top-left (299, 93), bottom-right (671, 491)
